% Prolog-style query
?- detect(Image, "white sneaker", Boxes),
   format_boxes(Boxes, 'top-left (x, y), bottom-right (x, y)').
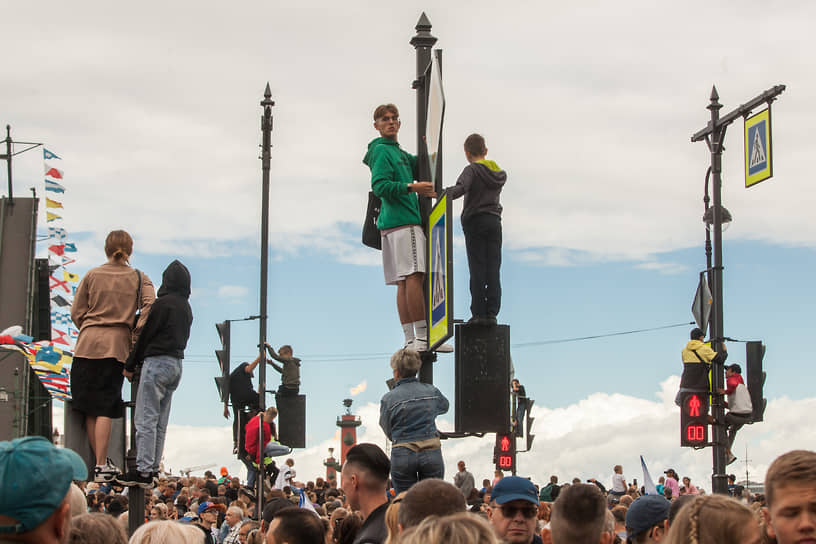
top-left (434, 343), bottom-right (454, 353)
top-left (93, 461), bottom-right (121, 483)
top-left (413, 338), bottom-right (428, 352)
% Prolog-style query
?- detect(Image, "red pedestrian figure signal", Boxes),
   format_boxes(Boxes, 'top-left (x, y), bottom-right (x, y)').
top-left (688, 394), bottom-right (701, 417)
top-left (494, 433), bottom-right (516, 473)
top-left (680, 392), bottom-right (709, 447)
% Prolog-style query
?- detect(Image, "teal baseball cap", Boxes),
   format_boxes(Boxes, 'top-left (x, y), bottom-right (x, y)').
top-left (0, 436), bottom-right (87, 534)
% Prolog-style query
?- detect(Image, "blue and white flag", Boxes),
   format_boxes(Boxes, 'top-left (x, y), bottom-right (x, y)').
top-left (45, 179), bottom-right (65, 193)
top-left (48, 226), bottom-right (67, 240)
top-left (640, 455), bottom-right (659, 495)
top-left (43, 148), bottom-right (61, 160)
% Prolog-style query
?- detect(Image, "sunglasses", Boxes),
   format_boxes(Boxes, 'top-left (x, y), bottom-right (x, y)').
top-left (498, 504), bottom-right (538, 519)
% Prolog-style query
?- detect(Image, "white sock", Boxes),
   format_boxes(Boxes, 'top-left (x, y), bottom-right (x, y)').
top-left (402, 323), bottom-right (414, 343)
top-left (413, 320), bottom-right (427, 341)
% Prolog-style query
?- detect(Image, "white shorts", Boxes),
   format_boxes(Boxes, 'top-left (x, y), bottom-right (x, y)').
top-left (381, 225), bottom-right (426, 285)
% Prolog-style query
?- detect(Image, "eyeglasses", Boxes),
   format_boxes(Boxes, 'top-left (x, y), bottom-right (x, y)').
top-left (497, 504), bottom-right (538, 519)
top-left (378, 115), bottom-right (399, 123)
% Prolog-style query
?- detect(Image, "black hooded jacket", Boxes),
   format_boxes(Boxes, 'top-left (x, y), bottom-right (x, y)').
top-left (125, 260), bottom-right (193, 372)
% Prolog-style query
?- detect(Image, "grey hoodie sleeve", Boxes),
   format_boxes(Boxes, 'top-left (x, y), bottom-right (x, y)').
top-left (446, 164), bottom-right (475, 200)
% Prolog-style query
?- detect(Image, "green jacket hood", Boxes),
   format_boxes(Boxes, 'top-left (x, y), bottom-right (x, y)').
top-left (363, 137), bottom-right (399, 166)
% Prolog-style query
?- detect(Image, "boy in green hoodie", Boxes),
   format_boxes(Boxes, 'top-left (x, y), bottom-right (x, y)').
top-left (445, 134), bottom-right (507, 325)
top-left (363, 103), bottom-right (450, 353)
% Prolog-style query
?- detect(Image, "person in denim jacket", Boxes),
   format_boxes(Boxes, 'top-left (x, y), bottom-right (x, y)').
top-left (379, 349), bottom-right (449, 494)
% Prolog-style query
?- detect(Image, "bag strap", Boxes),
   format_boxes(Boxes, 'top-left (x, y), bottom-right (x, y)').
top-left (134, 269), bottom-right (143, 316)
top-left (691, 349), bottom-right (705, 363)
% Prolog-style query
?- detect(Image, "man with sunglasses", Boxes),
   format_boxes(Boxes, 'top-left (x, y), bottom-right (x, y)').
top-left (487, 476), bottom-right (543, 544)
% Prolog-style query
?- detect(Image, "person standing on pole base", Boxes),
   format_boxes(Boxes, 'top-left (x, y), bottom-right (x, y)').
top-left (119, 259), bottom-right (193, 489)
top-left (678, 327), bottom-right (727, 404)
top-left (363, 103), bottom-right (451, 353)
top-left (445, 133), bottom-right (506, 327)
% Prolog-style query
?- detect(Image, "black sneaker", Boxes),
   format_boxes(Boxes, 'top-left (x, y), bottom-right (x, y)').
top-left (116, 470), bottom-right (154, 489)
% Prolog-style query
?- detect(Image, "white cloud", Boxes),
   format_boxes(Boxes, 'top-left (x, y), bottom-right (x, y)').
top-left (217, 285), bottom-right (249, 299)
top-left (6, 1), bottom-right (816, 267)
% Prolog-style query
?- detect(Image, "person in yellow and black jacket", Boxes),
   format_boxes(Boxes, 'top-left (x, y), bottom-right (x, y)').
top-left (678, 327), bottom-right (727, 404)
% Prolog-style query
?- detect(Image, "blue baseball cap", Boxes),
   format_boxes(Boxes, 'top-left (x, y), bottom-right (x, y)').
top-left (491, 476), bottom-right (539, 505)
top-left (626, 495), bottom-right (671, 539)
top-left (198, 501), bottom-right (226, 516)
top-left (0, 436), bottom-right (87, 534)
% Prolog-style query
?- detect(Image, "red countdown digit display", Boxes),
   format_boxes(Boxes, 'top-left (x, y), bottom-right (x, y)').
top-left (494, 433), bottom-right (516, 474)
top-left (680, 393), bottom-right (709, 447)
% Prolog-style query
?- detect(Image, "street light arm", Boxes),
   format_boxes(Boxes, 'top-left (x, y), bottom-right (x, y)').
top-left (691, 84), bottom-right (786, 142)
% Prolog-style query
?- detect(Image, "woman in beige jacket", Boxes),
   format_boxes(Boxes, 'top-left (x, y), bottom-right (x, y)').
top-left (70, 230), bottom-right (155, 483)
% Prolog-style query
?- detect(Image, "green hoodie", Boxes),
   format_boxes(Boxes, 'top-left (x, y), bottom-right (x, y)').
top-left (363, 137), bottom-right (421, 230)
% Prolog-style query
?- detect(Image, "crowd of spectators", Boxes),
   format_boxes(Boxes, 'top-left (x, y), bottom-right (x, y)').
top-left (1, 436), bottom-right (813, 544)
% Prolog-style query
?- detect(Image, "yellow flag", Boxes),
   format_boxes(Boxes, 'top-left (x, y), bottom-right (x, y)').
top-left (47, 212), bottom-right (62, 222)
top-left (63, 270), bottom-right (79, 282)
top-left (45, 198), bottom-right (63, 209)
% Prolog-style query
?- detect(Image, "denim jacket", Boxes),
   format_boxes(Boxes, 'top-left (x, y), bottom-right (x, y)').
top-left (379, 377), bottom-right (449, 443)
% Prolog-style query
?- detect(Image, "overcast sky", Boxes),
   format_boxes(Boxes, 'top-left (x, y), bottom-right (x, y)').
top-left (6, 1), bottom-right (816, 487)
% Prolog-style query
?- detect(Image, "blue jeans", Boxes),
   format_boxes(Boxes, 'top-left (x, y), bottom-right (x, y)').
top-left (390, 446), bottom-right (444, 495)
top-left (247, 442), bottom-right (291, 489)
top-left (135, 355), bottom-right (182, 474)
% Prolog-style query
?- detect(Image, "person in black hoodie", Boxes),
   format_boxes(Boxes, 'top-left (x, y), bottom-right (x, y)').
top-left (118, 260), bottom-right (193, 488)
top-left (445, 134), bottom-right (508, 326)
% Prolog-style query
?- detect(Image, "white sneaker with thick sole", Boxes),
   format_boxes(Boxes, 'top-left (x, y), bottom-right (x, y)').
top-left (434, 343), bottom-right (454, 353)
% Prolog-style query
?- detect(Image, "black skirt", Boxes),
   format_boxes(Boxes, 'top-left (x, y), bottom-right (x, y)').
top-left (70, 357), bottom-right (125, 418)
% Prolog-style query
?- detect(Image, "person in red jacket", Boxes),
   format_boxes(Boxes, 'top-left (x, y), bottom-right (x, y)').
top-left (244, 407), bottom-right (290, 489)
top-left (717, 363), bottom-right (753, 466)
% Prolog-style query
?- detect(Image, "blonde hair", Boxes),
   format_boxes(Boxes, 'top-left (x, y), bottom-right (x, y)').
top-left (664, 495), bottom-right (756, 544)
top-left (68, 483), bottom-right (87, 517)
top-left (129, 520), bottom-right (205, 544)
top-left (764, 449), bottom-right (816, 507)
top-left (399, 512), bottom-right (501, 544)
top-left (67, 513), bottom-right (128, 544)
top-left (104, 230), bottom-right (133, 262)
top-left (383, 491), bottom-right (407, 544)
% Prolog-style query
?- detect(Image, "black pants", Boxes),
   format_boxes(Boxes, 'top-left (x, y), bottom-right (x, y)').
top-left (725, 412), bottom-right (752, 449)
top-left (463, 213), bottom-right (502, 318)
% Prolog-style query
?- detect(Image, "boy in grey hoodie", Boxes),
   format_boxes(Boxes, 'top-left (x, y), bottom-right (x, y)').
top-left (446, 134), bottom-right (507, 325)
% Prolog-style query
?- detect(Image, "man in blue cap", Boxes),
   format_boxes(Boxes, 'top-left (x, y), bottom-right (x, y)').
top-left (0, 436), bottom-right (87, 544)
top-left (625, 494), bottom-right (670, 543)
top-left (487, 475), bottom-right (542, 544)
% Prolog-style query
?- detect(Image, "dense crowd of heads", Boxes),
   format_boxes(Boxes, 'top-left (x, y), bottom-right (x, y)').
top-left (1, 436), bottom-right (814, 544)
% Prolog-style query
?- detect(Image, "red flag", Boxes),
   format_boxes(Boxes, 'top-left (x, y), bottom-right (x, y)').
top-left (49, 244), bottom-right (65, 256)
top-left (46, 168), bottom-right (63, 179)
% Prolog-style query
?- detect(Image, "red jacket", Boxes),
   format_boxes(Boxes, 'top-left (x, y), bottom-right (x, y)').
top-left (245, 414), bottom-right (273, 464)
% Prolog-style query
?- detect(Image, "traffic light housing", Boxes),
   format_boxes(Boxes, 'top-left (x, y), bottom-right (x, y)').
top-left (494, 433), bottom-right (516, 474)
top-left (215, 321), bottom-right (230, 402)
top-left (746, 341), bottom-right (767, 422)
top-left (525, 398), bottom-right (535, 451)
top-left (680, 392), bottom-right (709, 447)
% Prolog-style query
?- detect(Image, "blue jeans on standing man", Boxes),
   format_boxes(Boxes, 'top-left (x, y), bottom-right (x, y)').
top-left (390, 446), bottom-right (444, 495)
top-left (135, 355), bottom-right (183, 475)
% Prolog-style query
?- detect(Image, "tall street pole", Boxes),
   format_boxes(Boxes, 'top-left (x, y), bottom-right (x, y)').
top-left (691, 83), bottom-right (785, 495)
top-left (410, 13), bottom-right (437, 385)
top-left (706, 87), bottom-right (727, 494)
top-left (258, 83), bottom-right (274, 514)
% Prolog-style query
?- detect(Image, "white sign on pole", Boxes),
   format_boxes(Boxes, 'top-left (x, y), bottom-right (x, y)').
top-left (426, 50), bottom-right (445, 186)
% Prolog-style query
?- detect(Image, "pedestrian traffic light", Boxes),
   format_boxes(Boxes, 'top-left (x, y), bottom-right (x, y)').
top-left (215, 321), bottom-right (230, 402)
top-left (525, 398), bottom-right (535, 451)
top-left (494, 433), bottom-right (516, 474)
top-left (746, 341), bottom-right (767, 422)
top-left (680, 392), bottom-right (709, 447)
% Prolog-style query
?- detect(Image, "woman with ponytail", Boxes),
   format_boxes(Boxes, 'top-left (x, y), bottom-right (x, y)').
top-left (665, 494), bottom-right (761, 544)
top-left (71, 230), bottom-right (155, 483)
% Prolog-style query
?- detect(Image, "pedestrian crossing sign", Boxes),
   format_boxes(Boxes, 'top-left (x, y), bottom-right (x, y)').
top-left (744, 108), bottom-right (773, 188)
top-left (427, 192), bottom-right (453, 351)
